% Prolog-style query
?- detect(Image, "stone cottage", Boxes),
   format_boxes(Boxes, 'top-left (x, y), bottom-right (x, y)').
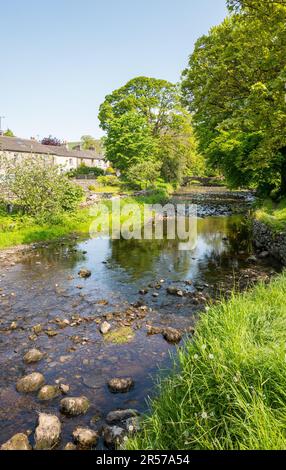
top-left (0, 136), bottom-right (108, 173)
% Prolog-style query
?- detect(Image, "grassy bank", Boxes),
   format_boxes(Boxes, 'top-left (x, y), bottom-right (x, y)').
top-left (0, 190), bottom-right (169, 250)
top-left (127, 273), bottom-right (286, 450)
top-left (255, 198), bottom-right (286, 232)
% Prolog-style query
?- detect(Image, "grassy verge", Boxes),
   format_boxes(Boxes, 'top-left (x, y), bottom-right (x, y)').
top-left (127, 273), bottom-right (286, 450)
top-left (0, 189), bottom-right (169, 250)
top-left (255, 198), bottom-right (286, 232)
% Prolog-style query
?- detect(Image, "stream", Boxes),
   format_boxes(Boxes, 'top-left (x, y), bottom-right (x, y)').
top-left (0, 189), bottom-right (282, 449)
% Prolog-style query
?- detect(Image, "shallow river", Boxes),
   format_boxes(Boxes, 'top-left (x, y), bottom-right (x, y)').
top-left (0, 205), bottom-right (282, 448)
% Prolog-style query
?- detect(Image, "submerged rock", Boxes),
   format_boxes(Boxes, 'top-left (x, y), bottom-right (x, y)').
top-left (60, 396), bottom-right (90, 416)
top-left (38, 385), bottom-right (60, 401)
top-left (106, 409), bottom-right (139, 424)
top-left (1, 433), bottom-right (31, 451)
top-left (107, 378), bottom-right (134, 393)
top-left (72, 427), bottom-right (99, 449)
top-left (78, 269), bottom-right (91, 278)
top-left (23, 349), bottom-right (44, 364)
top-left (16, 372), bottom-right (45, 393)
top-left (34, 413), bottom-right (61, 450)
top-left (100, 321), bottom-right (111, 335)
top-left (162, 327), bottom-right (182, 344)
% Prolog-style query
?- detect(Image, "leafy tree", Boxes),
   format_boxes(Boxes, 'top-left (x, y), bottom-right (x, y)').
top-left (181, 3), bottom-right (286, 194)
top-left (41, 135), bottom-right (63, 146)
top-left (0, 155), bottom-right (83, 220)
top-left (159, 113), bottom-right (205, 185)
top-left (80, 135), bottom-right (103, 153)
top-left (104, 111), bottom-right (158, 173)
top-left (99, 76), bottom-right (180, 136)
top-left (3, 129), bottom-right (14, 137)
top-left (99, 76), bottom-right (203, 185)
top-left (126, 160), bottom-right (162, 189)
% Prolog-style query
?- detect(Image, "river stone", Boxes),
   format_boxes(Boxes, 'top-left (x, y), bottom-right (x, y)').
top-left (103, 425), bottom-right (126, 448)
top-left (146, 325), bottom-right (163, 336)
top-left (107, 378), bottom-right (134, 393)
top-left (162, 327), bottom-right (182, 344)
top-left (64, 442), bottom-right (77, 450)
top-left (59, 383), bottom-right (70, 394)
top-left (23, 349), bottom-right (44, 364)
top-left (38, 385), bottom-right (60, 401)
top-left (60, 396), bottom-right (90, 416)
top-left (72, 427), bottom-right (99, 449)
top-left (1, 433), bottom-right (31, 450)
top-left (100, 321), bottom-right (111, 335)
top-left (16, 372), bottom-right (45, 393)
top-left (34, 413), bottom-right (61, 450)
top-left (78, 269), bottom-right (91, 278)
top-left (106, 409), bottom-right (139, 424)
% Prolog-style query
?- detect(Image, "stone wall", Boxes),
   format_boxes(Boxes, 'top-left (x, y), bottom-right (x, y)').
top-left (253, 220), bottom-right (286, 265)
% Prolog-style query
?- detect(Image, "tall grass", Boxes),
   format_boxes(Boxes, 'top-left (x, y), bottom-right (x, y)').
top-left (127, 273), bottom-right (286, 450)
top-left (256, 198), bottom-right (286, 232)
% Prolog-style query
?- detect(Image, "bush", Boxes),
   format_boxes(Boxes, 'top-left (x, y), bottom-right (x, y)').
top-left (0, 155), bottom-right (84, 221)
top-left (68, 164), bottom-right (104, 178)
top-left (97, 175), bottom-right (119, 186)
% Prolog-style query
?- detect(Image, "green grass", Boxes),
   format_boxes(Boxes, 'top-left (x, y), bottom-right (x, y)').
top-left (256, 198), bottom-right (286, 232)
top-left (127, 273), bottom-right (286, 450)
top-left (0, 190), bottom-right (169, 250)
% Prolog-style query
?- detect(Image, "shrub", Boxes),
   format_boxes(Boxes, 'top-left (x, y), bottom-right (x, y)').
top-left (0, 155), bottom-right (84, 221)
top-left (97, 175), bottom-right (119, 186)
top-left (68, 164), bottom-right (104, 178)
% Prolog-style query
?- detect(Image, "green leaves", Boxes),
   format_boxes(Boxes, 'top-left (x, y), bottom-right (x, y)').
top-left (182, 2), bottom-right (286, 194)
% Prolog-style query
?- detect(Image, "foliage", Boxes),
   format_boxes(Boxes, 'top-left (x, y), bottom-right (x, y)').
top-left (3, 129), bottom-right (14, 137)
top-left (41, 135), bottom-right (63, 146)
top-left (127, 273), bottom-right (286, 450)
top-left (126, 160), bottom-right (162, 189)
top-left (159, 113), bottom-right (205, 185)
top-left (181, 3), bottom-right (286, 194)
top-left (67, 163), bottom-right (104, 178)
top-left (97, 175), bottom-right (120, 187)
top-left (99, 76), bottom-right (180, 136)
top-left (100, 76), bottom-right (203, 184)
top-left (0, 155), bottom-right (83, 221)
top-left (80, 135), bottom-right (103, 153)
top-left (256, 197), bottom-right (286, 232)
top-left (103, 111), bottom-right (158, 173)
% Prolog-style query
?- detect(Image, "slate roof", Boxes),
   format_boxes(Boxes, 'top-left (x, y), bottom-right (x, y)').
top-left (0, 136), bottom-right (105, 160)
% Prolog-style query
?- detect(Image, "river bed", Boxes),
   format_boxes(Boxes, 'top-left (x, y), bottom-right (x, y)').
top-left (0, 191), bottom-right (282, 449)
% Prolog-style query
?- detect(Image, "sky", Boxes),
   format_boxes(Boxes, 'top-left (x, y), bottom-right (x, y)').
top-left (0, 0), bottom-right (227, 141)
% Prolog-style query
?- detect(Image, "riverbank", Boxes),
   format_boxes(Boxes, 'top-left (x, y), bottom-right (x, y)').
top-left (0, 190), bottom-right (168, 251)
top-left (253, 199), bottom-right (286, 265)
top-left (126, 272), bottom-right (286, 450)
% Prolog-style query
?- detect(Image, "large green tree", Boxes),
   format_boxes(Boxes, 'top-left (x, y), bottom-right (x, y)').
top-left (182, 1), bottom-right (286, 194)
top-left (99, 76), bottom-right (180, 136)
top-left (103, 111), bottom-right (158, 173)
top-left (100, 76), bottom-right (204, 183)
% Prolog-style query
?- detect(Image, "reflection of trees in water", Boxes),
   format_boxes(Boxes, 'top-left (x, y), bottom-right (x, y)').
top-left (22, 239), bottom-right (86, 268)
top-left (198, 216), bottom-right (252, 254)
top-left (109, 236), bottom-right (193, 280)
top-left (108, 215), bottom-right (251, 280)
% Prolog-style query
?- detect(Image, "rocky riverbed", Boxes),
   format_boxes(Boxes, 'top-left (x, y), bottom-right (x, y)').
top-left (0, 190), bottom-right (283, 450)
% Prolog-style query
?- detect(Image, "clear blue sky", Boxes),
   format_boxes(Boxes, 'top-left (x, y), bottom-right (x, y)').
top-left (0, 0), bottom-right (227, 141)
